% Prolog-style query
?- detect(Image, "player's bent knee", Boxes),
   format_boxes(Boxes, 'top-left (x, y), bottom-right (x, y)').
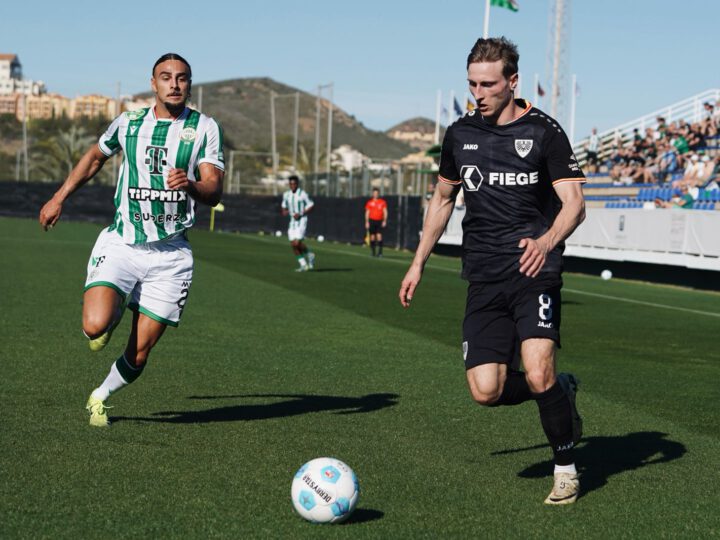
top-left (469, 388), bottom-right (501, 406)
top-left (525, 369), bottom-right (554, 393)
top-left (82, 316), bottom-right (110, 339)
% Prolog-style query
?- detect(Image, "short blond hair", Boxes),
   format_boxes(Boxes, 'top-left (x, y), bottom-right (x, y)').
top-left (466, 37), bottom-right (519, 78)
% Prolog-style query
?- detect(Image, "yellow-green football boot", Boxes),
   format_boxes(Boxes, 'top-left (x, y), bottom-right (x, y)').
top-left (85, 395), bottom-right (111, 427)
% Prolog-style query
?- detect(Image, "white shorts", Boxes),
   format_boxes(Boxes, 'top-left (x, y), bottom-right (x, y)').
top-left (288, 217), bottom-right (308, 242)
top-left (84, 227), bottom-right (193, 327)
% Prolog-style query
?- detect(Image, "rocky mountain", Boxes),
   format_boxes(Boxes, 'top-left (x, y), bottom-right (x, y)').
top-left (386, 117), bottom-right (444, 151)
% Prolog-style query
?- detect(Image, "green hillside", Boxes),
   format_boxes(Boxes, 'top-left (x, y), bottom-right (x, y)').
top-left (141, 77), bottom-right (415, 161)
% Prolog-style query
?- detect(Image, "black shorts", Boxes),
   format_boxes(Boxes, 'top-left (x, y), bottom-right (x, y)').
top-left (368, 220), bottom-right (383, 235)
top-left (586, 151), bottom-right (598, 164)
top-left (462, 273), bottom-right (562, 370)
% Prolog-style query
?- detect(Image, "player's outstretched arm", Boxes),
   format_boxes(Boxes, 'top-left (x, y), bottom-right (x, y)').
top-left (167, 163), bottom-right (224, 207)
top-left (39, 144), bottom-right (109, 231)
top-left (518, 181), bottom-right (585, 277)
top-left (399, 181), bottom-right (459, 308)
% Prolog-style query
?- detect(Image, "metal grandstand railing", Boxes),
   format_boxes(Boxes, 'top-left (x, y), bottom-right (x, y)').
top-left (573, 88), bottom-right (720, 165)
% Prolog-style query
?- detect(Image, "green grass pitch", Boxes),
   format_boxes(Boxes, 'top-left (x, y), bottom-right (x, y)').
top-left (1, 216), bottom-right (718, 538)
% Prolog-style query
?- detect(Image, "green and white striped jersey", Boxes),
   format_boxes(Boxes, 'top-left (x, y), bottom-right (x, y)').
top-left (281, 188), bottom-right (314, 220)
top-left (98, 106), bottom-right (224, 244)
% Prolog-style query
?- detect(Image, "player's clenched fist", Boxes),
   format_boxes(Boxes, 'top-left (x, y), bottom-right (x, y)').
top-left (166, 168), bottom-right (190, 190)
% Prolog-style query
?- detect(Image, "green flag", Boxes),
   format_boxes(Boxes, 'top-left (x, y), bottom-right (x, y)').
top-left (491, 0), bottom-right (519, 12)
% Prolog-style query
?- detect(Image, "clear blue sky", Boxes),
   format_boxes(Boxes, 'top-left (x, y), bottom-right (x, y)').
top-left (1, 0), bottom-right (718, 141)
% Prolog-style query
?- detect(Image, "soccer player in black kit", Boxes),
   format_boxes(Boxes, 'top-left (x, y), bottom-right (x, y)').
top-left (399, 37), bottom-right (586, 504)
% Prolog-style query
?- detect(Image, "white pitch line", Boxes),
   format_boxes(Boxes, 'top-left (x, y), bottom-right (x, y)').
top-left (563, 288), bottom-right (720, 318)
top-left (238, 234), bottom-right (720, 318)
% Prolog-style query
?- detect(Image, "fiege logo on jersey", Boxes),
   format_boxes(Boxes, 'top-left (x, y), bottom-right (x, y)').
top-left (460, 166), bottom-right (539, 191)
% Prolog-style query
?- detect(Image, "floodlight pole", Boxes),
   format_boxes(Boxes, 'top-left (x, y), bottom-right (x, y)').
top-left (314, 86), bottom-right (321, 176)
top-left (570, 73), bottom-right (577, 144)
top-left (293, 92), bottom-right (299, 170)
top-left (271, 91), bottom-right (301, 175)
top-left (270, 91), bottom-right (278, 180)
top-left (483, 0), bottom-right (491, 38)
top-left (326, 82), bottom-right (333, 177)
top-left (22, 93), bottom-right (28, 181)
top-left (434, 90), bottom-right (441, 144)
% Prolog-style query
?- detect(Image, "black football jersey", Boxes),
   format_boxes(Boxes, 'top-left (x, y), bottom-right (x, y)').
top-left (439, 99), bottom-right (585, 281)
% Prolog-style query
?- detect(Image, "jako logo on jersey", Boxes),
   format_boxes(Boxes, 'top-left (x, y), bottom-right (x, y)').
top-left (515, 139), bottom-right (533, 158)
top-left (128, 188), bottom-right (187, 202)
top-left (180, 127), bottom-right (197, 142)
top-left (460, 165), bottom-right (484, 191)
top-left (463, 143), bottom-right (478, 150)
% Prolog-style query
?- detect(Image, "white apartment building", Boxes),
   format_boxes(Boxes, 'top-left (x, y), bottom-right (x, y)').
top-left (0, 54), bottom-right (45, 96)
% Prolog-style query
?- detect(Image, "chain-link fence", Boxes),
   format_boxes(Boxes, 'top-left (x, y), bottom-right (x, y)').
top-left (223, 158), bottom-right (438, 199)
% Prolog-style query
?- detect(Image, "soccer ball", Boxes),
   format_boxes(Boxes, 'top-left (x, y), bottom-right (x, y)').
top-left (291, 457), bottom-right (359, 523)
top-left (601, 269), bottom-right (613, 280)
top-left (317, 235), bottom-right (325, 242)
top-left (275, 230), bottom-right (283, 237)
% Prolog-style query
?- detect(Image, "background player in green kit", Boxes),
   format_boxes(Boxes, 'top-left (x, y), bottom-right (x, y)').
top-left (281, 175), bottom-right (315, 271)
top-left (399, 37), bottom-right (586, 505)
top-left (38, 53), bottom-right (224, 427)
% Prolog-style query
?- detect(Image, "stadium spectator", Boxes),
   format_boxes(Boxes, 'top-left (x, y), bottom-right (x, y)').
top-left (281, 175), bottom-right (316, 271)
top-left (656, 184), bottom-right (694, 209)
top-left (586, 127), bottom-right (600, 173)
top-left (681, 154), bottom-right (704, 185)
top-left (364, 187), bottom-right (388, 257)
top-left (658, 142), bottom-right (681, 182)
top-left (400, 36), bottom-right (585, 506)
top-left (38, 53), bottom-right (225, 428)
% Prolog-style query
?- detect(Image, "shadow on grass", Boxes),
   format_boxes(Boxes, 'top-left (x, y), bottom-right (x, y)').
top-left (343, 508), bottom-right (384, 524)
top-left (112, 393), bottom-right (399, 424)
top-left (309, 268), bottom-right (354, 273)
top-left (492, 431), bottom-right (686, 498)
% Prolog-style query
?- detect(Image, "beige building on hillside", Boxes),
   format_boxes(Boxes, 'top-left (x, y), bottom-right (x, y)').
top-left (14, 93), bottom-right (71, 121)
top-left (70, 94), bottom-right (119, 119)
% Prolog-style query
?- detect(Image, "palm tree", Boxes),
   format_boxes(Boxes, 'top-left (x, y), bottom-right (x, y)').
top-left (30, 125), bottom-right (99, 182)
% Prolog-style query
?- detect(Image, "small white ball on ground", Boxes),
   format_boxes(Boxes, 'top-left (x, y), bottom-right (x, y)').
top-left (317, 235), bottom-right (325, 242)
top-left (601, 269), bottom-right (612, 280)
top-left (275, 230), bottom-right (282, 237)
top-left (291, 457), bottom-right (359, 524)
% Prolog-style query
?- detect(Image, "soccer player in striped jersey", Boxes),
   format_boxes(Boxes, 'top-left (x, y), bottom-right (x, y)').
top-left (38, 53), bottom-right (224, 427)
top-left (281, 175), bottom-right (315, 271)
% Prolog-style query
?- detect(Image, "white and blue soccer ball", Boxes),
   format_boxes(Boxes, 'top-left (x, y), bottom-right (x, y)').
top-left (291, 457), bottom-right (359, 524)
top-left (601, 269), bottom-right (613, 280)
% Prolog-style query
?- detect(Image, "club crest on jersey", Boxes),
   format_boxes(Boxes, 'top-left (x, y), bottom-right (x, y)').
top-left (125, 109), bottom-right (147, 120)
top-left (514, 139), bottom-right (533, 158)
top-left (460, 165), bottom-right (483, 191)
top-left (180, 127), bottom-right (197, 142)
